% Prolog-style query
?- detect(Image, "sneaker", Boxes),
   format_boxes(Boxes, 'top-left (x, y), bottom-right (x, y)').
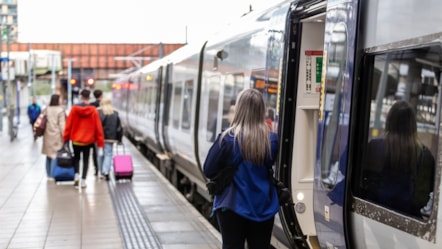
top-left (75, 179), bottom-right (87, 189)
top-left (104, 174), bottom-right (110, 181)
top-left (73, 173), bottom-right (80, 187)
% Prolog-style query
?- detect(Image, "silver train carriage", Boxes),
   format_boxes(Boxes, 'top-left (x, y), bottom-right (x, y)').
top-left (112, 0), bottom-right (442, 248)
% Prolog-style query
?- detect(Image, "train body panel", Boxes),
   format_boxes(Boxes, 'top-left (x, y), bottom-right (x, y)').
top-left (113, 0), bottom-right (442, 248)
top-left (363, 0), bottom-right (442, 49)
top-left (346, 0), bottom-right (442, 248)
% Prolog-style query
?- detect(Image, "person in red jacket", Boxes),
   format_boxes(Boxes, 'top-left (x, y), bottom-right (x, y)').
top-left (63, 89), bottom-right (104, 188)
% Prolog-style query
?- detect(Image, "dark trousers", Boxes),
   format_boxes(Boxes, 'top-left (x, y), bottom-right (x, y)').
top-left (30, 120), bottom-right (36, 136)
top-left (92, 143), bottom-right (99, 174)
top-left (216, 209), bottom-right (274, 249)
top-left (73, 144), bottom-right (93, 179)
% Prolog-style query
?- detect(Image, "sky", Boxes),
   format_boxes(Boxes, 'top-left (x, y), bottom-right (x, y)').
top-left (18, 0), bottom-right (278, 44)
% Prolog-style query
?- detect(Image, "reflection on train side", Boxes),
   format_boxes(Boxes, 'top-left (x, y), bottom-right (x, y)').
top-left (352, 45), bottom-right (441, 240)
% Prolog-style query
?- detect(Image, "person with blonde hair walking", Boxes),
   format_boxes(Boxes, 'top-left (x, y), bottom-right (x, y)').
top-left (97, 97), bottom-right (122, 180)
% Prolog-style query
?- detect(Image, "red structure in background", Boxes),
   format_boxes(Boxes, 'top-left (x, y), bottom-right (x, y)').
top-left (3, 43), bottom-right (185, 80)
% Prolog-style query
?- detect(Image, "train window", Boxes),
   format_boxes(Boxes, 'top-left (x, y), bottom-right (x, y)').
top-left (136, 81), bottom-right (144, 115)
top-left (141, 73), bottom-right (156, 120)
top-left (353, 45), bottom-right (441, 227)
top-left (207, 76), bottom-right (221, 142)
top-left (222, 74), bottom-right (241, 128)
top-left (251, 69), bottom-right (279, 132)
top-left (172, 84), bottom-right (182, 129)
top-left (181, 80), bottom-right (193, 130)
top-left (320, 22), bottom-right (348, 189)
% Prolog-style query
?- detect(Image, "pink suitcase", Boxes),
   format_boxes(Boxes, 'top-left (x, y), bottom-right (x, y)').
top-left (113, 143), bottom-right (133, 180)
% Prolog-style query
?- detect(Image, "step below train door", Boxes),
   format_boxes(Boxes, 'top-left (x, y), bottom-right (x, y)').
top-left (277, 1), bottom-right (326, 248)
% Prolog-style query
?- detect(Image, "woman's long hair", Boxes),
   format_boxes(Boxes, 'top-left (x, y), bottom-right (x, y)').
top-left (384, 100), bottom-right (421, 172)
top-left (221, 88), bottom-right (271, 165)
top-left (49, 94), bottom-right (60, 106)
top-left (100, 98), bottom-right (114, 115)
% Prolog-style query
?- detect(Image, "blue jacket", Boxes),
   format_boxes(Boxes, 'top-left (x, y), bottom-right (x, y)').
top-left (203, 131), bottom-right (280, 222)
top-left (27, 103), bottom-right (41, 122)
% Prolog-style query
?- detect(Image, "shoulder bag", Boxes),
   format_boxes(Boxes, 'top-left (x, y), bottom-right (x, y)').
top-left (56, 142), bottom-right (74, 168)
top-left (268, 168), bottom-right (293, 205)
top-left (33, 112), bottom-right (47, 137)
top-left (206, 165), bottom-right (238, 196)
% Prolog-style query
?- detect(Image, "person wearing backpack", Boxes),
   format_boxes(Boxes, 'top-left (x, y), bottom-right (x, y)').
top-left (364, 100), bottom-right (435, 218)
top-left (27, 96), bottom-right (41, 140)
top-left (90, 89), bottom-right (103, 177)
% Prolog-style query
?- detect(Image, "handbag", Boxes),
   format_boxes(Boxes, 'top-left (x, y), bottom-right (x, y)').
top-left (275, 178), bottom-right (292, 205)
top-left (33, 113), bottom-right (47, 137)
top-left (56, 142), bottom-right (74, 168)
top-left (206, 166), bottom-right (238, 196)
top-left (268, 168), bottom-right (293, 205)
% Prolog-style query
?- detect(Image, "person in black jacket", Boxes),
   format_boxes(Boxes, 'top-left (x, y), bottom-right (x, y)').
top-left (97, 97), bottom-right (122, 180)
top-left (90, 89), bottom-right (103, 176)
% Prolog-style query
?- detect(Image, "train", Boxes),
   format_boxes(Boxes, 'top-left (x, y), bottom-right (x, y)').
top-left (111, 0), bottom-right (442, 248)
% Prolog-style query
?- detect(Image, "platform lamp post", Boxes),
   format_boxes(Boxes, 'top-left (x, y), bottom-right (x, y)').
top-left (3, 24), bottom-right (15, 141)
top-left (64, 58), bottom-right (75, 111)
top-left (27, 43), bottom-right (32, 98)
top-left (51, 54), bottom-right (56, 94)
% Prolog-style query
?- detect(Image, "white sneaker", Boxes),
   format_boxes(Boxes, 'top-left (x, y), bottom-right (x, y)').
top-left (74, 173), bottom-right (80, 186)
top-left (322, 161), bottom-right (339, 186)
top-left (75, 179), bottom-right (87, 189)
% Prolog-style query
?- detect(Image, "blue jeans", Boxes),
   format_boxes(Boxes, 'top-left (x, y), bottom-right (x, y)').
top-left (46, 156), bottom-right (56, 177)
top-left (98, 142), bottom-right (114, 175)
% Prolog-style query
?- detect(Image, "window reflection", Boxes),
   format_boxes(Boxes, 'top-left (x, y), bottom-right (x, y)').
top-left (356, 46), bottom-right (441, 219)
top-left (320, 22), bottom-right (348, 188)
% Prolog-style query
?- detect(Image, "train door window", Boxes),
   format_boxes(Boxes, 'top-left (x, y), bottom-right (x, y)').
top-left (181, 80), bottom-right (193, 130)
top-left (172, 83), bottom-right (182, 129)
top-left (353, 45), bottom-right (441, 230)
top-left (143, 73), bottom-right (156, 120)
top-left (206, 76), bottom-right (221, 142)
top-left (320, 22), bottom-right (347, 189)
top-left (147, 85), bottom-right (156, 120)
top-left (128, 79), bottom-right (138, 115)
top-left (136, 81), bottom-right (144, 116)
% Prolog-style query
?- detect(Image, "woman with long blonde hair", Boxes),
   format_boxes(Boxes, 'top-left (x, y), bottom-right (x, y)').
top-left (97, 97), bottom-right (122, 180)
top-left (203, 88), bottom-right (279, 249)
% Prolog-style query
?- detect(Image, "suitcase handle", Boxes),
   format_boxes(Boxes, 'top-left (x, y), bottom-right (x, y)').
top-left (115, 142), bottom-right (126, 155)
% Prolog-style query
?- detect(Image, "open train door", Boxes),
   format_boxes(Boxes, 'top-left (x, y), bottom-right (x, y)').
top-left (312, 0), bottom-right (359, 248)
top-left (276, 0), bottom-right (327, 248)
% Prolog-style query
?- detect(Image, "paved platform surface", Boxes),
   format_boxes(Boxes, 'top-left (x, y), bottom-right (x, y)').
top-left (0, 114), bottom-right (221, 249)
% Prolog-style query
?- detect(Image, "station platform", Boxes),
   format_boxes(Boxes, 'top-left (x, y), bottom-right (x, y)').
top-left (0, 115), bottom-right (222, 249)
